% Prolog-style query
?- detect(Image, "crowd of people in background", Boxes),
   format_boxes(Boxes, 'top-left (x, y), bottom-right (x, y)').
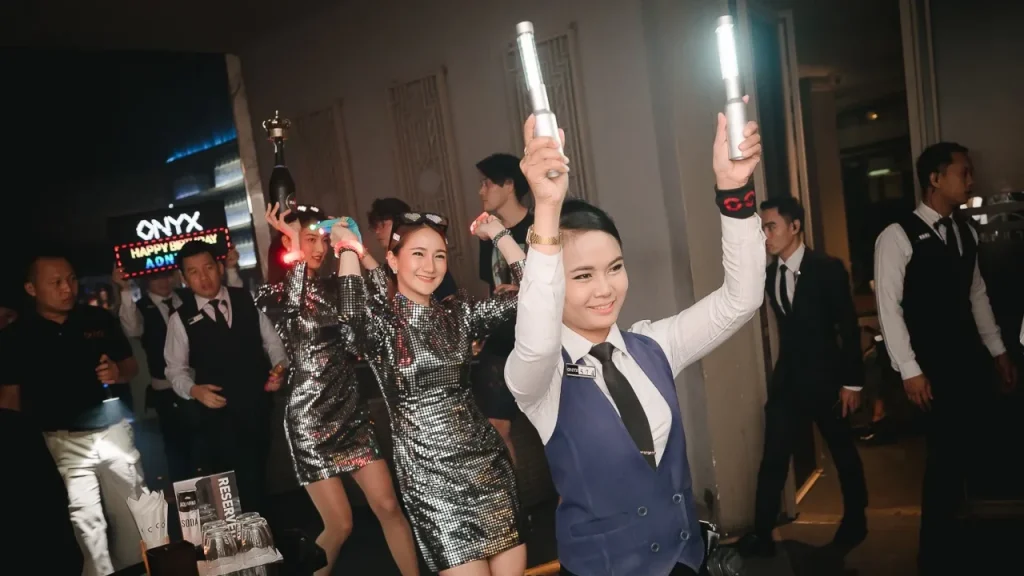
top-left (0, 108), bottom-right (1021, 576)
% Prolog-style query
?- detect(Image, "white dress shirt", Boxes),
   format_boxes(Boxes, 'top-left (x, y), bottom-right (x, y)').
top-left (874, 203), bottom-right (1005, 380)
top-left (119, 290), bottom-right (184, 390)
top-left (772, 243), bottom-right (861, 392)
top-left (505, 215), bottom-right (766, 464)
top-left (774, 242), bottom-right (805, 308)
top-left (164, 286), bottom-right (288, 400)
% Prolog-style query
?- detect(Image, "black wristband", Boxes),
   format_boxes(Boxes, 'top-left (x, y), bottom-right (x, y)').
top-left (715, 180), bottom-right (756, 219)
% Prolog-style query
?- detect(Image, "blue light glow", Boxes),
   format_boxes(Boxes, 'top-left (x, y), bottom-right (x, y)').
top-left (166, 128), bottom-right (239, 163)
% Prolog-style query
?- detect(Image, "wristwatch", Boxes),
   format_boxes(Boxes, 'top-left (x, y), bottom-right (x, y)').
top-left (526, 225), bottom-right (560, 246)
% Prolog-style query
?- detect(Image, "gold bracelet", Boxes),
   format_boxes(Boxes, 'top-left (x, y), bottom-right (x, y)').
top-left (526, 225), bottom-right (561, 246)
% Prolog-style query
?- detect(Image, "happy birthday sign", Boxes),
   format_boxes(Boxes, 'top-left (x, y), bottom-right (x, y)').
top-left (109, 201), bottom-right (233, 278)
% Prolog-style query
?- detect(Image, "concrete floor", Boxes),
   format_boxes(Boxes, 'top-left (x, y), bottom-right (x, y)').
top-left (776, 434), bottom-right (926, 576)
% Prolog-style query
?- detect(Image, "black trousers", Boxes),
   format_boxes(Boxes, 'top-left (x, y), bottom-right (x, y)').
top-left (197, 402), bottom-right (270, 515)
top-left (561, 563), bottom-right (698, 576)
top-left (149, 387), bottom-right (202, 482)
top-left (753, 391), bottom-right (868, 536)
top-left (917, 374), bottom-right (981, 574)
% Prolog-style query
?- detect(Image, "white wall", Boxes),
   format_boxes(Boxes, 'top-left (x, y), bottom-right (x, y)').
top-left (238, 0), bottom-right (766, 531)
top-left (239, 0), bottom-right (672, 311)
top-left (930, 0), bottom-right (1024, 194)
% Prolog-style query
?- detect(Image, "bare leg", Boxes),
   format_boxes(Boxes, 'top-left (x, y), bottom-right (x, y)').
top-left (304, 476), bottom-right (354, 576)
top-left (440, 559), bottom-right (491, 576)
top-left (351, 460), bottom-right (420, 576)
top-left (489, 418), bottom-right (516, 466)
top-left (488, 544), bottom-right (527, 576)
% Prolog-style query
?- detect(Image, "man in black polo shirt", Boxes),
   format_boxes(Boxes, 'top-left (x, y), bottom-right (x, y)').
top-left (472, 152), bottom-right (533, 463)
top-left (0, 251), bottom-right (145, 576)
top-left (164, 241), bottom-right (287, 514)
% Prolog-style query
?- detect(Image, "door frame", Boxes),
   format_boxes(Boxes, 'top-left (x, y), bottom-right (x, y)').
top-left (899, 0), bottom-right (941, 202)
top-left (735, 0), bottom-right (821, 522)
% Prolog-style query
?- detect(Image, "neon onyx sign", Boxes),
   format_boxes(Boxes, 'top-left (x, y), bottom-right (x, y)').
top-left (136, 211), bottom-right (203, 241)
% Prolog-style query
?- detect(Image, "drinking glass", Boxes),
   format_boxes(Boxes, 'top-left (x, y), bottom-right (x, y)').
top-left (239, 518), bottom-right (275, 552)
top-left (203, 527), bottom-right (238, 562)
top-left (202, 520), bottom-right (228, 535)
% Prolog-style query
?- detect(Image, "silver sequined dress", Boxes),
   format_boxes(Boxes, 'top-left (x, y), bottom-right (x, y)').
top-left (257, 262), bottom-right (382, 485)
top-left (338, 262), bottom-right (526, 572)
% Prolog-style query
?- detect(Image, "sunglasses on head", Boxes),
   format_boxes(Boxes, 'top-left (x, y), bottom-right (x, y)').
top-left (388, 212), bottom-right (449, 250)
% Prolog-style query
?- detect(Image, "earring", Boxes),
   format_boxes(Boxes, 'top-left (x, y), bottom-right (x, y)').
top-left (390, 267), bottom-right (398, 274)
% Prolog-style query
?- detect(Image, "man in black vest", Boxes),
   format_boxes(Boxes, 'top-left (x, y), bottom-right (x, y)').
top-left (740, 196), bottom-right (868, 558)
top-left (116, 268), bottom-right (199, 482)
top-left (116, 251), bottom-right (245, 482)
top-left (164, 241), bottom-right (288, 514)
top-left (874, 142), bottom-right (1017, 574)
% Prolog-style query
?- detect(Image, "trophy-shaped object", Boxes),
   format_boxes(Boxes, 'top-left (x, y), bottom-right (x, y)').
top-left (263, 110), bottom-right (296, 210)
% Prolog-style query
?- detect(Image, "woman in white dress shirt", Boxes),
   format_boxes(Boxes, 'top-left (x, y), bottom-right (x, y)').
top-left (504, 112), bottom-right (765, 576)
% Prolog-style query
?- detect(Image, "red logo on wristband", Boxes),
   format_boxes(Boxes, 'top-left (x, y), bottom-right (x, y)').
top-left (744, 190), bottom-right (755, 207)
top-left (722, 189), bottom-right (756, 212)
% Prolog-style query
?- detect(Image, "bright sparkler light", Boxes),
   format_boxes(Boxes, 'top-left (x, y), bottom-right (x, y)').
top-left (716, 19), bottom-right (740, 80)
top-left (517, 28), bottom-right (542, 89)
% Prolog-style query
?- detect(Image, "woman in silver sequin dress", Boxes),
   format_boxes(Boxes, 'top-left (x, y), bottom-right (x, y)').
top-left (331, 212), bottom-right (528, 575)
top-left (260, 205), bottom-right (420, 576)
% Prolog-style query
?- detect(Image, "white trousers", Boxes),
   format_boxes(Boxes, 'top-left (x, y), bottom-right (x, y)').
top-left (44, 419), bottom-right (147, 576)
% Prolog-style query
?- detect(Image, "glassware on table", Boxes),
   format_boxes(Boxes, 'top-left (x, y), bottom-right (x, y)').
top-left (203, 526), bottom-right (238, 562)
top-left (239, 517), bottom-right (275, 552)
top-left (235, 512), bottom-right (260, 523)
top-left (202, 520), bottom-right (228, 535)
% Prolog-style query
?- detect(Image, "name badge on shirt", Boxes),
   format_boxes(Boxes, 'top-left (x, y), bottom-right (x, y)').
top-left (188, 314), bottom-right (205, 326)
top-left (564, 364), bottom-right (597, 379)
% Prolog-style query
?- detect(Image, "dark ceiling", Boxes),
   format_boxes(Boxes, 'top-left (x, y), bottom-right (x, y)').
top-left (0, 0), bottom-right (339, 53)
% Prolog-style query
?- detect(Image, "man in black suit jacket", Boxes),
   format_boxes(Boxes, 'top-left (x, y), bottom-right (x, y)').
top-left (739, 197), bottom-right (868, 557)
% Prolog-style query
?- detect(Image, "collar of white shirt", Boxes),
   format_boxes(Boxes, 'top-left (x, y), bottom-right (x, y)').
top-left (914, 203), bottom-right (943, 227)
top-left (561, 323), bottom-right (630, 364)
top-left (148, 291), bottom-right (180, 308)
top-left (194, 286), bottom-right (229, 314)
top-left (778, 242), bottom-right (806, 274)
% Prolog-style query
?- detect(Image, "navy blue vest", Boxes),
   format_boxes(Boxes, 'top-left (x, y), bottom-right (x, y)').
top-left (547, 332), bottom-right (703, 575)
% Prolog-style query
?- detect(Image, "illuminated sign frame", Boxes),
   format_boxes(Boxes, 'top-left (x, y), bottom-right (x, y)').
top-left (109, 201), bottom-right (233, 278)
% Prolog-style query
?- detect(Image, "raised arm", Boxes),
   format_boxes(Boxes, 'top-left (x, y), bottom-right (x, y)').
top-left (113, 266), bottom-right (143, 338)
top-left (630, 110), bottom-right (765, 375)
top-left (504, 115), bottom-right (569, 405)
top-left (464, 213), bottom-right (529, 339)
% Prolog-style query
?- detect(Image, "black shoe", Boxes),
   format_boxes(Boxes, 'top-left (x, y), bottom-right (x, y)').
top-left (830, 516), bottom-right (867, 552)
top-left (858, 418), bottom-right (897, 445)
top-left (737, 533), bottom-right (776, 558)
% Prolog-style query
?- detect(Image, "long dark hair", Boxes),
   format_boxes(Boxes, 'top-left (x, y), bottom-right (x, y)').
top-left (559, 199), bottom-right (623, 246)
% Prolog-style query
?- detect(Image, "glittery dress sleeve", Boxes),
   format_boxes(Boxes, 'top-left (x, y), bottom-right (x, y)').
top-left (464, 258), bottom-right (524, 341)
top-left (255, 262), bottom-right (305, 371)
top-left (336, 273), bottom-right (385, 357)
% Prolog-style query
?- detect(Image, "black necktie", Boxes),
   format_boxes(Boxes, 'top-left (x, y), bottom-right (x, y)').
top-left (779, 264), bottom-right (793, 316)
top-left (936, 217), bottom-right (960, 259)
top-left (589, 342), bottom-right (657, 469)
top-left (208, 298), bottom-right (228, 327)
top-left (162, 298), bottom-right (176, 316)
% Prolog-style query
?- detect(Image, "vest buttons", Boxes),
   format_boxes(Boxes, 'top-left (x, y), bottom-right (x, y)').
top-left (680, 530), bottom-right (690, 541)
top-left (637, 506), bottom-right (648, 517)
top-left (672, 493), bottom-right (683, 504)
top-left (650, 542), bottom-right (660, 553)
